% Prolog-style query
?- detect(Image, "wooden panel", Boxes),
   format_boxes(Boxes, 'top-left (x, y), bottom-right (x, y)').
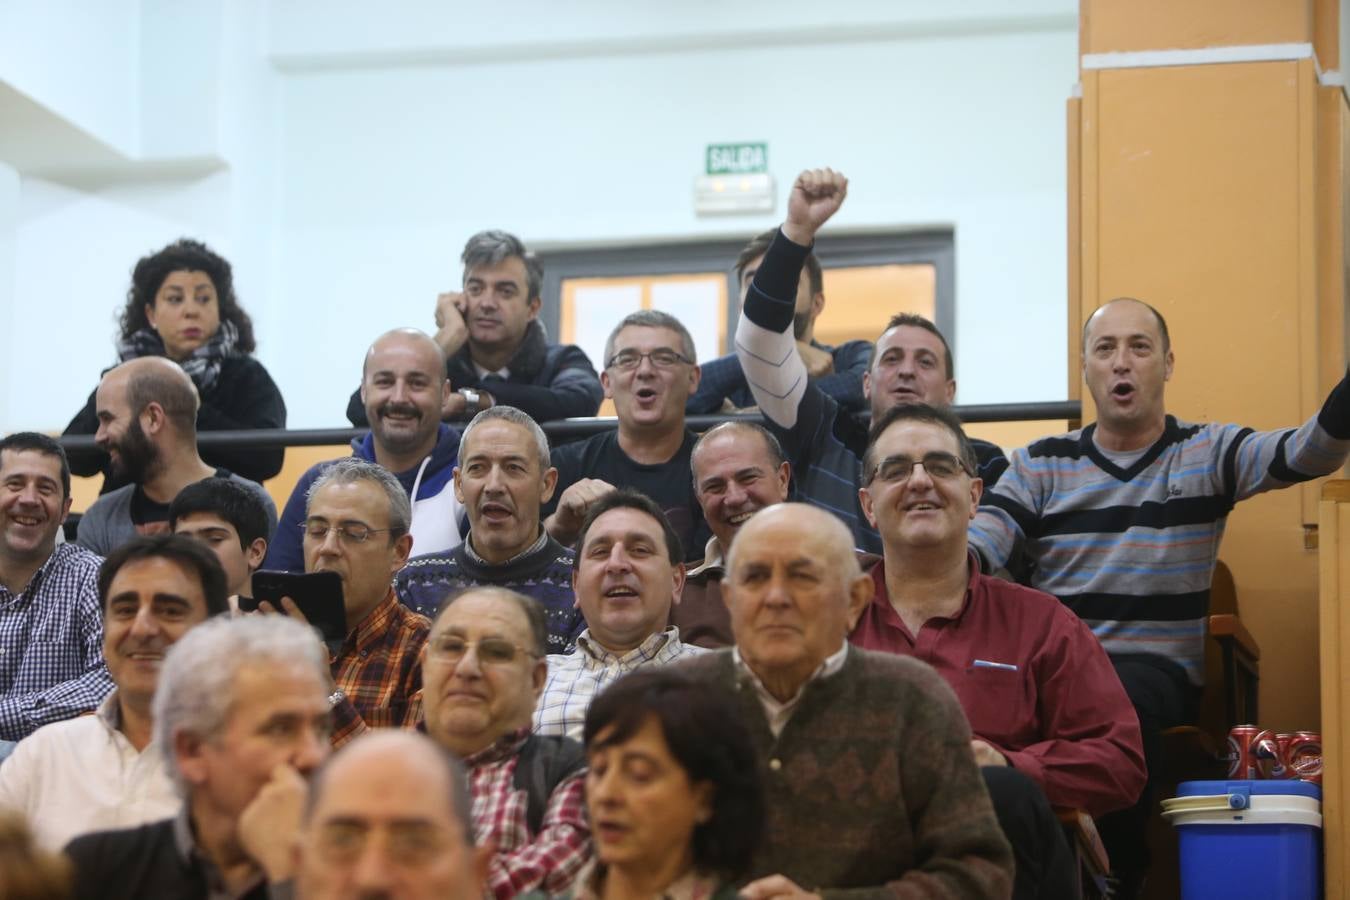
top-left (965, 420), bottom-right (1071, 455)
top-left (1081, 0), bottom-right (1313, 55)
top-left (1314, 0), bottom-right (1340, 72)
top-left (1320, 481), bottom-right (1350, 897)
top-left (1067, 96), bottom-right (1083, 404)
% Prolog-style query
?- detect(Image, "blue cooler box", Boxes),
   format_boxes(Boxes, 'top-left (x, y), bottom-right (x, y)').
top-left (1162, 780), bottom-right (1322, 900)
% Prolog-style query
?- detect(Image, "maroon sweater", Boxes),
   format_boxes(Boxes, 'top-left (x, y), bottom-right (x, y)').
top-left (677, 647), bottom-right (1013, 899)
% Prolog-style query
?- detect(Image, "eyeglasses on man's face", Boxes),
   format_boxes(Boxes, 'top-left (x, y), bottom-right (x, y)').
top-left (605, 348), bottom-right (693, 372)
top-left (427, 634), bottom-right (539, 666)
top-left (302, 518), bottom-right (394, 545)
top-left (865, 451), bottom-right (973, 485)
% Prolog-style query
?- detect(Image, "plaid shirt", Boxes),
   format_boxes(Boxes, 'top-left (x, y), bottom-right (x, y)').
top-left (467, 728), bottom-right (591, 900)
top-left (464, 734), bottom-right (591, 900)
top-left (0, 543), bottom-right (112, 740)
top-left (330, 588), bottom-right (430, 747)
top-left (534, 627), bottom-right (706, 739)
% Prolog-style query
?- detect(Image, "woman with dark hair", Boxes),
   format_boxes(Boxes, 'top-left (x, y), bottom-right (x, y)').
top-left (562, 668), bottom-right (763, 900)
top-left (64, 238), bottom-right (287, 488)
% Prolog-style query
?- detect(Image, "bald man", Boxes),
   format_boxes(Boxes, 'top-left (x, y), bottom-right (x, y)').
top-left (677, 504), bottom-right (1012, 898)
top-left (293, 732), bottom-right (489, 900)
top-left (969, 297), bottom-right (1350, 897)
top-left (265, 329), bottom-right (466, 571)
top-left (77, 358), bottom-right (277, 556)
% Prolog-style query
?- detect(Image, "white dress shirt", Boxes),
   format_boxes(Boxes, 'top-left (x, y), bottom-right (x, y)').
top-left (0, 690), bottom-right (178, 849)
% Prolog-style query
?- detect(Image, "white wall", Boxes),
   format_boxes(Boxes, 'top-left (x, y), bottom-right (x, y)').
top-left (1, 1), bottom-right (1078, 431)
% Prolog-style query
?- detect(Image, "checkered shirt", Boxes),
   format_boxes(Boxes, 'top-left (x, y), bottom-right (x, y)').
top-left (467, 728), bottom-right (591, 900)
top-left (533, 626), bottom-right (706, 740)
top-left (330, 588), bottom-right (430, 747)
top-left (0, 543), bottom-right (113, 740)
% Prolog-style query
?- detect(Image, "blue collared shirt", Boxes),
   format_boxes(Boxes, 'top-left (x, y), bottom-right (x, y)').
top-left (0, 543), bottom-right (113, 739)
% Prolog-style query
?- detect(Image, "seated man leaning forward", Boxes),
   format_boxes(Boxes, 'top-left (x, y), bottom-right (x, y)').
top-left (535, 489), bottom-right (706, 739)
top-left (854, 403), bottom-right (1146, 900)
top-left (0, 432), bottom-right (111, 742)
top-left (347, 229), bottom-right (603, 426)
top-left (396, 406), bottom-right (584, 652)
top-left (284, 458), bottom-right (430, 747)
top-left (688, 228), bottom-right (872, 416)
top-left (292, 731), bottom-right (490, 900)
top-left (543, 310), bottom-right (710, 561)
top-left (421, 586), bottom-right (592, 899)
top-left (0, 535), bottom-right (229, 850)
top-left (677, 503), bottom-right (1013, 899)
top-left (77, 357), bottom-right (276, 556)
top-left (170, 477), bottom-right (271, 606)
top-left (735, 168), bottom-right (1008, 554)
top-left (267, 328), bottom-right (464, 572)
top-left (63, 615), bottom-right (332, 900)
top-left (682, 421), bottom-right (793, 648)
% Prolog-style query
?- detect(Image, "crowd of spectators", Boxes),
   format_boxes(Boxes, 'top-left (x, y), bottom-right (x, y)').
top-left (0, 167), bottom-right (1347, 899)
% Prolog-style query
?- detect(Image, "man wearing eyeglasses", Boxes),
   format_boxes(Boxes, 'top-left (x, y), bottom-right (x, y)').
top-left (542, 310), bottom-right (711, 561)
top-left (535, 490), bottom-right (705, 739)
top-left (852, 403), bottom-right (1145, 900)
top-left (299, 458), bottom-right (430, 748)
top-left (421, 586), bottom-right (592, 899)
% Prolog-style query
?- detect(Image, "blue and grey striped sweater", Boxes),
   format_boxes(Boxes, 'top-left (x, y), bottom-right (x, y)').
top-left (970, 381), bottom-right (1350, 685)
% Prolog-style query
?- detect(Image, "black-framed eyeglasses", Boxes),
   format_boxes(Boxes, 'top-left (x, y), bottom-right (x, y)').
top-left (865, 452), bottom-right (973, 485)
top-left (427, 634), bottom-right (540, 665)
top-left (302, 518), bottom-right (394, 544)
top-left (605, 348), bottom-right (693, 371)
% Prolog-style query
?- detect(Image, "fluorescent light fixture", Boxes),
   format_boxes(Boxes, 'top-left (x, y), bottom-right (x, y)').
top-left (694, 173), bottom-right (775, 216)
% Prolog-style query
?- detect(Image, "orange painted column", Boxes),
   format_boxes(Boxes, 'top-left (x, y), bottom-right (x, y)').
top-left (1069, 0), bottom-right (1348, 746)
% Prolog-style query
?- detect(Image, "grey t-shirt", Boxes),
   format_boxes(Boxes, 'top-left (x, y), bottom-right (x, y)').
top-left (75, 470), bottom-right (276, 557)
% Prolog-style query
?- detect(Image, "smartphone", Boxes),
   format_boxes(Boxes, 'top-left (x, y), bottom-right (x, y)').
top-left (241, 570), bottom-right (347, 645)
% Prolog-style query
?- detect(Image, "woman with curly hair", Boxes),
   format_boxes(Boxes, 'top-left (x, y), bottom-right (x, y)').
top-left (64, 238), bottom-right (287, 489)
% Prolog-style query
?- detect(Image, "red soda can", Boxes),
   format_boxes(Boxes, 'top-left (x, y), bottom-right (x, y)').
top-left (1286, 731), bottom-right (1322, 784)
top-left (1252, 731), bottom-right (1284, 779)
top-left (1227, 725), bottom-right (1274, 779)
top-left (1271, 733), bottom-right (1297, 779)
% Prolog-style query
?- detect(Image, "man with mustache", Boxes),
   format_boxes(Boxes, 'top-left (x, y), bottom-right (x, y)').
top-left (346, 230), bottom-right (603, 426)
top-left (76, 357), bottom-right (276, 556)
top-left (688, 228), bottom-right (872, 416)
top-left (267, 328), bottom-right (465, 571)
top-left (968, 297), bottom-right (1350, 897)
top-left (543, 311), bottom-right (711, 560)
top-left (535, 490), bottom-right (705, 739)
top-left (734, 168), bottom-right (1007, 554)
top-left (0, 433), bottom-right (110, 743)
top-left (0, 534), bottom-right (229, 850)
top-left (396, 406), bottom-right (584, 652)
top-left (680, 421), bottom-right (792, 648)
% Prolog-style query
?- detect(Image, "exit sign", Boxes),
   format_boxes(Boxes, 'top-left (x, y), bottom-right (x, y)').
top-left (706, 142), bottom-right (768, 175)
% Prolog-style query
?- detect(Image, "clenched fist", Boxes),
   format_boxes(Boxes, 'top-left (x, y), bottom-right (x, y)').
top-left (783, 168), bottom-right (848, 246)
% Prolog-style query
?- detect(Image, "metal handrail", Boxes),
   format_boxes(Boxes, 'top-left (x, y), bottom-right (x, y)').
top-left (57, 400), bottom-right (1081, 452)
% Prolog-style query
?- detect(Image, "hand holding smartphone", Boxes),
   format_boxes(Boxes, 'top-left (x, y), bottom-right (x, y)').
top-left (239, 570), bottom-right (347, 645)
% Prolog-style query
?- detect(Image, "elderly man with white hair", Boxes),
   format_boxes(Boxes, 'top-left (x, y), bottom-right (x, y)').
top-left (677, 503), bottom-right (1013, 899)
top-left (63, 615), bottom-right (333, 900)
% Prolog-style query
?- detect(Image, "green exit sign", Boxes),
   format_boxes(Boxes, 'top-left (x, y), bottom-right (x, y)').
top-left (706, 142), bottom-right (768, 175)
